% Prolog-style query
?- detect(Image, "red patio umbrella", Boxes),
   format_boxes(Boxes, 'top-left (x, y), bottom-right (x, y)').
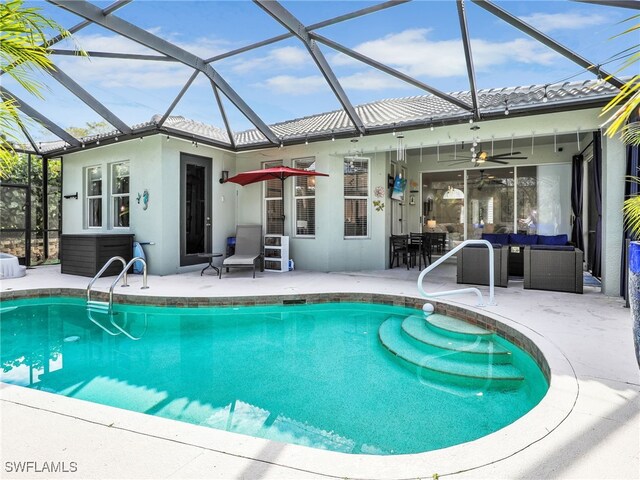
top-left (224, 166), bottom-right (329, 233)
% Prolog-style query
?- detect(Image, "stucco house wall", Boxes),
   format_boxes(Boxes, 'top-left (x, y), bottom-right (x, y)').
top-left (61, 106), bottom-right (626, 293)
top-left (62, 136), bottom-right (236, 275)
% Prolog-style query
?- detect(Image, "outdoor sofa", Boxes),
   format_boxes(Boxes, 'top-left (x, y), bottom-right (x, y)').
top-left (456, 244), bottom-right (509, 288)
top-left (482, 233), bottom-right (573, 277)
top-left (524, 245), bottom-right (584, 294)
top-left (457, 233), bottom-right (583, 293)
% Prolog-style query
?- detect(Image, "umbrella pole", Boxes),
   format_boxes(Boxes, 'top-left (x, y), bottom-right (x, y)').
top-left (281, 176), bottom-right (285, 235)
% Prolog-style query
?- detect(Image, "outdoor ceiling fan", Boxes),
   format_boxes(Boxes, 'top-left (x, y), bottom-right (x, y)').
top-left (470, 149), bottom-right (528, 165)
top-left (470, 170), bottom-right (507, 190)
top-left (447, 141), bottom-right (528, 165)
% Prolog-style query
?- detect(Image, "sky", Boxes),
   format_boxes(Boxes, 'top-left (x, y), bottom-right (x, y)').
top-left (7, 0), bottom-right (638, 142)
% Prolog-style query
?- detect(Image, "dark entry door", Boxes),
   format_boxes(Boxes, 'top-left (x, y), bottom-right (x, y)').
top-left (180, 153), bottom-right (212, 266)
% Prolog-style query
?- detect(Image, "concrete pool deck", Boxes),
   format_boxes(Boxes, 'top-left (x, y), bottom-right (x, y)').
top-left (1, 264), bottom-right (638, 479)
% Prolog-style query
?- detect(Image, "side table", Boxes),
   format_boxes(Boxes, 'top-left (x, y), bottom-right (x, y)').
top-left (198, 253), bottom-right (223, 276)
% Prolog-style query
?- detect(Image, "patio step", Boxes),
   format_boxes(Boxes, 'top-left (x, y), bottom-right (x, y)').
top-left (378, 317), bottom-right (523, 390)
top-left (400, 315), bottom-right (513, 364)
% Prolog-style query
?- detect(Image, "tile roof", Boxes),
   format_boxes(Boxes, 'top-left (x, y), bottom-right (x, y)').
top-left (235, 79), bottom-right (617, 146)
top-left (33, 78), bottom-right (616, 154)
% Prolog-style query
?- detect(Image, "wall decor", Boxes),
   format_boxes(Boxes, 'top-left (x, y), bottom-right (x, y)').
top-left (373, 186), bottom-right (385, 198)
top-left (373, 200), bottom-right (385, 212)
top-left (142, 189), bottom-right (149, 210)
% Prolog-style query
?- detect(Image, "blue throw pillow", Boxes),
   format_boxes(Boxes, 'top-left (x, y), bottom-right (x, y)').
top-left (509, 233), bottom-right (539, 245)
top-left (537, 234), bottom-right (568, 246)
top-left (482, 233), bottom-right (509, 245)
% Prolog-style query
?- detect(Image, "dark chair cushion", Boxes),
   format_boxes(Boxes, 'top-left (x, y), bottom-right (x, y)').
top-left (537, 234), bottom-right (569, 245)
top-left (530, 244), bottom-right (575, 251)
top-left (482, 233), bottom-right (509, 245)
top-left (509, 233), bottom-right (539, 245)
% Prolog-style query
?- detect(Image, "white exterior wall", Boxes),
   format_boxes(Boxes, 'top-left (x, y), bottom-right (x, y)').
top-left (235, 142), bottom-right (388, 271)
top-left (62, 136), bottom-right (165, 271)
top-left (158, 138), bottom-right (237, 275)
top-left (60, 107), bottom-right (627, 291)
top-left (601, 134), bottom-right (626, 296)
top-left (62, 136), bottom-right (236, 275)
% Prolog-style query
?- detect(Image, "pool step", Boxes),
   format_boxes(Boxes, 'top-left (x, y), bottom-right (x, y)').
top-left (425, 313), bottom-right (493, 340)
top-left (378, 317), bottom-right (523, 389)
top-left (400, 315), bottom-right (513, 364)
top-left (87, 300), bottom-right (109, 313)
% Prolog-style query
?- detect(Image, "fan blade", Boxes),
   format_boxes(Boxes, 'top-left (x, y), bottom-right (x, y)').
top-left (496, 156), bottom-right (528, 160)
top-left (447, 161), bottom-right (470, 166)
top-left (492, 151), bottom-right (523, 158)
top-left (487, 159), bottom-right (508, 164)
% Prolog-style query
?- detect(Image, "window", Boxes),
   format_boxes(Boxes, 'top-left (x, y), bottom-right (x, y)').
top-left (111, 162), bottom-right (130, 228)
top-left (293, 157), bottom-right (316, 237)
top-left (344, 157), bottom-right (369, 237)
top-left (86, 166), bottom-right (102, 228)
top-left (263, 160), bottom-right (283, 235)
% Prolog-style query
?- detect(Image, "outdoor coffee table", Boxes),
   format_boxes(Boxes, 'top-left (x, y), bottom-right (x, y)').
top-left (198, 253), bottom-right (223, 276)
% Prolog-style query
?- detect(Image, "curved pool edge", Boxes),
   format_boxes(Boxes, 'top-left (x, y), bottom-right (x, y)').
top-left (0, 288), bottom-right (578, 479)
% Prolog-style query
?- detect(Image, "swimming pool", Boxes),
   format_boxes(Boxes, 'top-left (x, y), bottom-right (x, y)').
top-left (0, 297), bottom-right (548, 455)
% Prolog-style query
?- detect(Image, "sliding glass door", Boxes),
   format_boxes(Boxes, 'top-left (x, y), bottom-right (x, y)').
top-left (422, 163), bottom-right (571, 250)
top-left (465, 168), bottom-right (514, 239)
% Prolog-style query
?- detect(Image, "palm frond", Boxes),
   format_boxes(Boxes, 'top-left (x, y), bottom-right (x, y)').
top-left (0, 0), bottom-right (71, 95)
top-left (621, 122), bottom-right (640, 146)
top-left (624, 194), bottom-right (640, 238)
top-left (0, 98), bottom-right (24, 179)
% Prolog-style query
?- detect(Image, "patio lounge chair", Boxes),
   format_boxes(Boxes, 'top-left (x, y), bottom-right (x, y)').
top-left (219, 225), bottom-right (263, 279)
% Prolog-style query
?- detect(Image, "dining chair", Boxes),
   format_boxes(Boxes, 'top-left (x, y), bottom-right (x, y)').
top-left (390, 235), bottom-right (410, 269)
top-left (409, 233), bottom-right (431, 270)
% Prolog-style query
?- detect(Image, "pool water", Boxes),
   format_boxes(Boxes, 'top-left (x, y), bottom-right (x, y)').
top-left (0, 298), bottom-right (548, 455)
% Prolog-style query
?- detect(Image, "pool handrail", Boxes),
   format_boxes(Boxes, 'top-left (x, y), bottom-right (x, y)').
top-left (86, 309), bottom-right (121, 336)
top-left (109, 312), bottom-right (148, 341)
top-left (86, 256), bottom-right (127, 303)
top-left (108, 257), bottom-right (149, 313)
top-left (417, 239), bottom-right (496, 307)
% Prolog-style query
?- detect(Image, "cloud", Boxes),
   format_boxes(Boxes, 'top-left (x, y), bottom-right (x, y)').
top-left (331, 29), bottom-right (560, 78)
top-left (519, 12), bottom-right (607, 33)
top-left (55, 32), bottom-right (233, 89)
top-left (340, 72), bottom-right (410, 91)
top-left (259, 71), bottom-right (410, 95)
top-left (229, 46), bottom-right (311, 74)
top-left (261, 75), bottom-right (326, 95)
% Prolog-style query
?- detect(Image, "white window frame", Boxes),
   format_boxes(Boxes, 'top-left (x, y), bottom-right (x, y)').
top-left (85, 165), bottom-right (103, 229)
top-left (110, 161), bottom-right (130, 229)
top-left (343, 157), bottom-right (370, 239)
top-left (262, 160), bottom-right (283, 235)
top-left (293, 157), bottom-right (316, 238)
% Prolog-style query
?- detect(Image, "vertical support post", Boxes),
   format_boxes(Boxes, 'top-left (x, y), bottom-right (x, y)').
top-left (43, 156), bottom-right (49, 262)
top-left (26, 153), bottom-right (32, 266)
